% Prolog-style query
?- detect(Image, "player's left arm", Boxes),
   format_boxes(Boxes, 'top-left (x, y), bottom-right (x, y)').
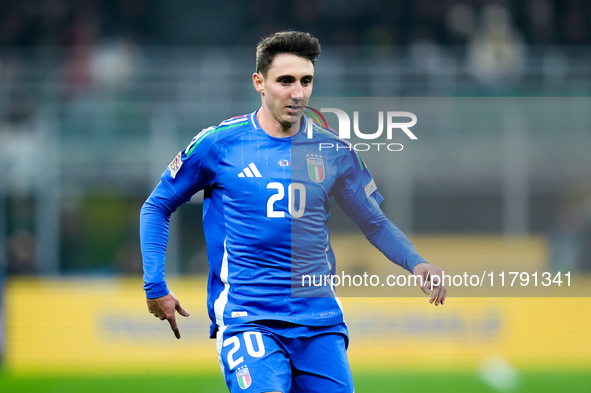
top-left (412, 262), bottom-right (446, 306)
top-left (333, 151), bottom-right (446, 305)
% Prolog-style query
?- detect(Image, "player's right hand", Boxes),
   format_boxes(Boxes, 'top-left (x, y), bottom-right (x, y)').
top-left (147, 291), bottom-right (190, 339)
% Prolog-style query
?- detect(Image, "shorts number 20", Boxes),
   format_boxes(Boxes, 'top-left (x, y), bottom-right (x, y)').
top-left (223, 331), bottom-right (266, 369)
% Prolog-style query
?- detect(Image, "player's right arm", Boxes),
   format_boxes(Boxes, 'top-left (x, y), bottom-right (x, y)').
top-left (146, 292), bottom-right (189, 339)
top-left (140, 128), bottom-right (218, 337)
top-left (140, 176), bottom-right (193, 338)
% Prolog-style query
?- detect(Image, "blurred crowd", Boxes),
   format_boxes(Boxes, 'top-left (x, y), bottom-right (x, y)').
top-left (0, 0), bottom-right (153, 49)
top-left (1, 0), bottom-right (590, 276)
top-left (1, 0), bottom-right (588, 130)
top-left (0, 0), bottom-right (589, 50)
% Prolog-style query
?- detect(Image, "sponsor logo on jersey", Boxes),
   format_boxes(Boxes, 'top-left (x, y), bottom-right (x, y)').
top-left (238, 163), bottom-right (262, 178)
top-left (278, 159), bottom-right (290, 167)
top-left (236, 365), bottom-right (252, 389)
top-left (231, 311), bottom-right (248, 317)
top-left (169, 152), bottom-right (183, 178)
top-left (307, 154), bottom-right (325, 183)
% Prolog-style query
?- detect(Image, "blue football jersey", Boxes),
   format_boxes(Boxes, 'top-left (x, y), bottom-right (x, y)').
top-left (140, 111), bottom-right (427, 337)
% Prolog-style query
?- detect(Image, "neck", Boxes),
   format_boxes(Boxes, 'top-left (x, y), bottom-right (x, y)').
top-left (256, 107), bottom-right (300, 138)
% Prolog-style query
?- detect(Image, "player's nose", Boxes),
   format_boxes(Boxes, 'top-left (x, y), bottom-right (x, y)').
top-left (291, 82), bottom-right (305, 100)
top-left (291, 96), bottom-right (304, 106)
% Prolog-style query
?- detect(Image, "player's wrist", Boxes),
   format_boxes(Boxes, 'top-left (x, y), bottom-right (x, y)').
top-left (411, 260), bottom-right (429, 274)
top-left (144, 281), bottom-right (170, 299)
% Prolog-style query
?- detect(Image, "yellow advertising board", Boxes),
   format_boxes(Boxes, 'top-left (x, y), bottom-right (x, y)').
top-left (4, 276), bottom-right (591, 375)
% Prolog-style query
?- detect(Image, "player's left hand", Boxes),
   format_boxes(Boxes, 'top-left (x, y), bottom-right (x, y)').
top-left (413, 263), bottom-right (446, 306)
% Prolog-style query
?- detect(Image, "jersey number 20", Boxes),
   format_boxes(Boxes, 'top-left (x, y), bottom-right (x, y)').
top-left (267, 182), bottom-right (306, 218)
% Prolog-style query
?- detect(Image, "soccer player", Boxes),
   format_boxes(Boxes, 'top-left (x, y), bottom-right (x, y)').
top-left (140, 31), bottom-right (446, 393)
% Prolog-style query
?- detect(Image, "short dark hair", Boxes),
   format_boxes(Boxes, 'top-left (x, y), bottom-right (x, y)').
top-left (256, 31), bottom-right (321, 77)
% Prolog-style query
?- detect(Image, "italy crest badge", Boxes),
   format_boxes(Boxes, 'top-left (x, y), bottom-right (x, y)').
top-left (307, 154), bottom-right (325, 183)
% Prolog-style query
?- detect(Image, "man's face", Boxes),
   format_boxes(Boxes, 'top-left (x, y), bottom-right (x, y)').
top-left (255, 53), bottom-right (314, 129)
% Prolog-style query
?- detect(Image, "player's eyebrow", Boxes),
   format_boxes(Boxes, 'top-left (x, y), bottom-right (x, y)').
top-left (275, 74), bottom-right (314, 82)
top-left (276, 75), bottom-right (295, 82)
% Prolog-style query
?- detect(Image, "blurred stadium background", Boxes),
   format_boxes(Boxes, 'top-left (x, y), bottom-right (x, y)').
top-left (1, 0), bottom-right (591, 392)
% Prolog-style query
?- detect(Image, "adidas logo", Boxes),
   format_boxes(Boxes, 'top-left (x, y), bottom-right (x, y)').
top-left (238, 163), bottom-right (262, 178)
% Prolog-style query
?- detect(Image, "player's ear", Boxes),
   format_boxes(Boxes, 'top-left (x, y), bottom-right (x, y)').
top-left (253, 72), bottom-right (264, 94)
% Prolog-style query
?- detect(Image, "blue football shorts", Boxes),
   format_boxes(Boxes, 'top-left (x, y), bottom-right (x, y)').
top-left (216, 320), bottom-right (354, 393)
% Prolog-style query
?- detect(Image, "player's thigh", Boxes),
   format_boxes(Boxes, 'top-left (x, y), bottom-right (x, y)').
top-left (290, 331), bottom-right (354, 393)
top-left (217, 324), bottom-right (291, 393)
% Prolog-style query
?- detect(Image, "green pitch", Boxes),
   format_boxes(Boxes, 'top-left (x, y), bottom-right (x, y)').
top-left (0, 371), bottom-right (590, 392)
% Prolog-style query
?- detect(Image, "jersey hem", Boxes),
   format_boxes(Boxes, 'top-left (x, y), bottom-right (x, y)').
top-left (210, 314), bottom-right (345, 338)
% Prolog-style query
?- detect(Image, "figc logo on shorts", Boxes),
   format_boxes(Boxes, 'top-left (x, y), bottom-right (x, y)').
top-left (236, 365), bottom-right (252, 389)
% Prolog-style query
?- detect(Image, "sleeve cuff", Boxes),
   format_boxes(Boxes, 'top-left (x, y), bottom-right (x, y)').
top-left (143, 281), bottom-right (170, 299)
top-left (408, 257), bottom-right (428, 273)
